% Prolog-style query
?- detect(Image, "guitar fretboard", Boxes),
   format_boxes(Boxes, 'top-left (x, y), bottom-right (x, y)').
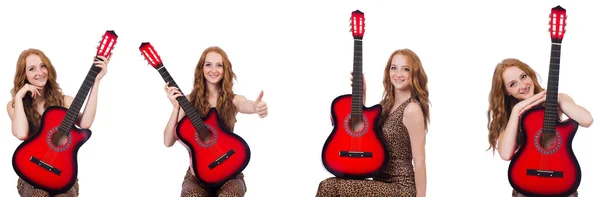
top-left (351, 39), bottom-right (364, 119)
top-left (156, 64), bottom-right (209, 136)
top-left (543, 43), bottom-right (561, 134)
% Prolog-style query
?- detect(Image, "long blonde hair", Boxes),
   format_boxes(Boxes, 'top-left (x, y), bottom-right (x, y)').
top-left (10, 49), bottom-right (65, 136)
top-left (189, 46), bottom-right (238, 130)
top-left (380, 49), bottom-right (430, 131)
top-left (486, 58), bottom-right (544, 152)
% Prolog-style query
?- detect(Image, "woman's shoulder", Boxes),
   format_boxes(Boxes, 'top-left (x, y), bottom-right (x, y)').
top-left (63, 95), bottom-right (73, 108)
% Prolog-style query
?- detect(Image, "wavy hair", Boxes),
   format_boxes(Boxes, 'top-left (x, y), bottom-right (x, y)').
top-left (380, 49), bottom-right (430, 132)
top-left (189, 46), bottom-right (238, 130)
top-left (486, 58), bottom-right (544, 152)
top-left (10, 49), bottom-right (65, 136)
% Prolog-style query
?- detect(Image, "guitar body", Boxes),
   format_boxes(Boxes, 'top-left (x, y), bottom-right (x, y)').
top-left (508, 106), bottom-right (581, 197)
top-left (176, 108), bottom-right (251, 187)
top-left (12, 106), bottom-right (91, 194)
top-left (322, 94), bottom-right (388, 179)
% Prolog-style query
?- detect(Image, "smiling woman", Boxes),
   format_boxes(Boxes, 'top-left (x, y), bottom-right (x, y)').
top-left (487, 58), bottom-right (593, 197)
top-left (317, 49), bottom-right (430, 197)
top-left (161, 46), bottom-right (268, 197)
top-left (7, 48), bottom-right (110, 197)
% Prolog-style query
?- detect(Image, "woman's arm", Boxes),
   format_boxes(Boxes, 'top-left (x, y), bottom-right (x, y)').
top-left (163, 90), bottom-right (187, 147)
top-left (404, 102), bottom-right (426, 197)
top-left (498, 90), bottom-right (547, 160)
top-left (75, 56), bottom-right (110, 129)
top-left (164, 105), bottom-right (185, 147)
top-left (7, 84), bottom-right (43, 140)
top-left (7, 99), bottom-right (29, 140)
top-left (75, 82), bottom-right (99, 129)
top-left (233, 92), bottom-right (268, 118)
top-left (558, 93), bottom-right (593, 127)
top-left (497, 109), bottom-right (521, 161)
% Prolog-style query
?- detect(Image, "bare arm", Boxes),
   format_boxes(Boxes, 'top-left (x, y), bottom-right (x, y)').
top-left (497, 108), bottom-right (521, 161)
top-left (76, 81), bottom-right (100, 129)
top-left (404, 102), bottom-right (427, 197)
top-left (7, 100), bottom-right (29, 140)
top-left (164, 95), bottom-right (187, 147)
top-left (73, 56), bottom-right (110, 129)
top-left (559, 93), bottom-right (593, 127)
top-left (233, 95), bottom-right (256, 114)
top-left (233, 92), bottom-right (268, 118)
top-left (498, 90), bottom-right (548, 161)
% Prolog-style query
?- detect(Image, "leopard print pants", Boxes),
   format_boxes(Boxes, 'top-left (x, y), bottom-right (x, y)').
top-left (17, 178), bottom-right (79, 197)
top-left (181, 169), bottom-right (246, 197)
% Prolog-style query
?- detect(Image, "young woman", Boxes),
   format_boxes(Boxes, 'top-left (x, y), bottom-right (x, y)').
top-left (316, 48), bottom-right (429, 197)
top-left (163, 46), bottom-right (268, 197)
top-left (487, 58), bottom-right (594, 197)
top-left (7, 48), bottom-right (110, 197)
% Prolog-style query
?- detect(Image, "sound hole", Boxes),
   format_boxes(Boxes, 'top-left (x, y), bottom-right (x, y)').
top-left (534, 129), bottom-right (562, 154)
top-left (46, 127), bottom-right (72, 152)
top-left (194, 125), bottom-right (218, 148)
top-left (344, 114), bottom-right (368, 137)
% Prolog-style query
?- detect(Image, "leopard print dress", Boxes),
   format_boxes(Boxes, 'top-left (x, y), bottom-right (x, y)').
top-left (17, 178), bottom-right (79, 197)
top-left (316, 97), bottom-right (418, 197)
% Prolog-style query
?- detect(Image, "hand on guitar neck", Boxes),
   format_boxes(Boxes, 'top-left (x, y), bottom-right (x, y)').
top-left (164, 82), bottom-right (183, 109)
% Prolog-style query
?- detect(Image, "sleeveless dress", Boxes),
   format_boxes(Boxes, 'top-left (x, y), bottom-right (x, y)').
top-left (17, 177), bottom-right (79, 197)
top-left (316, 97), bottom-right (419, 196)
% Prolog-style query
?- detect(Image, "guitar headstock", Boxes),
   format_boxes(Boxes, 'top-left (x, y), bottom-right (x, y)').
top-left (139, 42), bottom-right (163, 69)
top-left (97, 30), bottom-right (118, 58)
top-left (549, 5), bottom-right (567, 44)
top-left (350, 10), bottom-right (365, 39)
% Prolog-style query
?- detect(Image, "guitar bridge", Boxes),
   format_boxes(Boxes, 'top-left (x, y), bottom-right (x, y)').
top-left (339, 151), bottom-right (372, 158)
top-left (208, 149), bottom-right (235, 170)
top-left (526, 169), bottom-right (563, 178)
top-left (30, 156), bottom-right (62, 176)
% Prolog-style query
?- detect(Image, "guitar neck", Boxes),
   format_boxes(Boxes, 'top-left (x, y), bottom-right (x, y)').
top-left (351, 39), bottom-right (364, 117)
top-left (156, 64), bottom-right (206, 131)
top-left (543, 43), bottom-right (562, 133)
top-left (59, 64), bottom-right (101, 133)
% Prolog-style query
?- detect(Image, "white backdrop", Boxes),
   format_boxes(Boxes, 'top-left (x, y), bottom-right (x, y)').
top-left (0, 0), bottom-right (598, 196)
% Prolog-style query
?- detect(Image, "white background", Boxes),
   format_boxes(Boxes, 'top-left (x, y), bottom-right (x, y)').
top-left (0, 0), bottom-right (598, 196)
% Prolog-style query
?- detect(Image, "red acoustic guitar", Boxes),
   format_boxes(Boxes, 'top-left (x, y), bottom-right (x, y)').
top-left (139, 42), bottom-right (251, 187)
top-left (321, 10), bottom-right (389, 179)
top-left (12, 30), bottom-right (118, 194)
top-left (508, 5), bottom-right (581, 197)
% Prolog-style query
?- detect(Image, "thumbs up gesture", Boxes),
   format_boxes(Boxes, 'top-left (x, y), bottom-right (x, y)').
top-left (254, 90), bottom-right (268, 118)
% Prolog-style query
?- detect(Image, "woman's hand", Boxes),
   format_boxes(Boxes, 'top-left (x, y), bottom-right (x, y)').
top-left (15, 83), bottom-right (43, 99)
top-left (514, 90), bottom-right (547, 116)
top-left (164, 82), bottom-right (182, 108)
top-left (94, 55), bottom-right (111, 82)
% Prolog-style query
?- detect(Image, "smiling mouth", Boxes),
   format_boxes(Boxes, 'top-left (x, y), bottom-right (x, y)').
top-left (521, 86), bottom-right (531, 94)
